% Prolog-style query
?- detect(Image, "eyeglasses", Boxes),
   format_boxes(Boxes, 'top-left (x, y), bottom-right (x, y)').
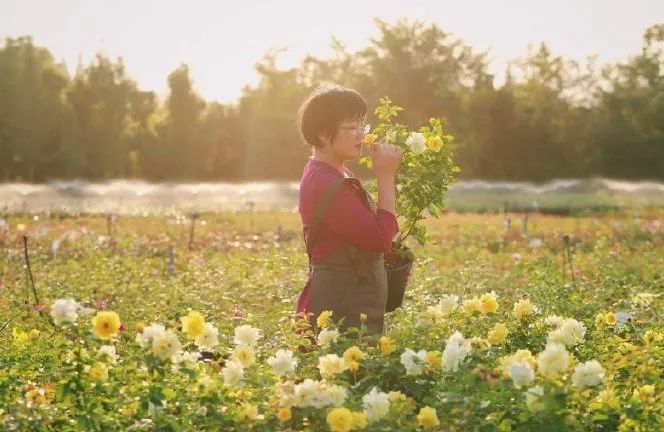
top-left (339, 123), bottom-right (371, 138)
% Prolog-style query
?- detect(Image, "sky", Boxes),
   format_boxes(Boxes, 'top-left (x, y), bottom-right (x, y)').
top-left (2, 0), bottom-right (663, 103)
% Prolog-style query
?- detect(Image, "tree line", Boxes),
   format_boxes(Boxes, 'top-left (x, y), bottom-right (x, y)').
top-left (1, 19), bottom-right (662, 182)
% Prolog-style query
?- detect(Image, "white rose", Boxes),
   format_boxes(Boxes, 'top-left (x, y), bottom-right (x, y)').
top-left (508, 360), bottom-right (535, 388)
top-left (537, 342), bottom-right (570, 377)
top-left (362, 387), bottom-right (390, 422)
top-left (400, 348), bottom-right (427, 376)
top-left (405, 132), bottom-right (426, 154)
top-left (233, 325), bottom-right (261, 347)
top-left (267, 349), bottom-right (298, 376)
top-left (195, 323), bottom-right (219, 351)
top-left (572, 360), bottom-right (605, 388)
top-left (221, 360), bottom-right (244, 387)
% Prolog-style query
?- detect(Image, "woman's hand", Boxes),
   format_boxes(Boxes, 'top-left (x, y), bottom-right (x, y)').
top-left (370, 142), bottom-right (403, 178)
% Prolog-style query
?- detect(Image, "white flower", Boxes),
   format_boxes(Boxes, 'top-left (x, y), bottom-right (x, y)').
top-left (544, 315), bottom-right (565, 327)
top-left (316, 328), bottom-right (339, 348)
top-left (97, 345), bottom-right (117, 364)
top-left (508, 360), bottom-right (535, 388)
top-left (291, 379), bottom-right (331, 408)
top-left (230, 344), bottom-right (255, 367)
top-left (537, 342), bottom-right (570, 377)
top-left (405, 132), bottom-right (426, 154)
top-left (442, 331), bottom-right (472, 372)
top-left (325, 383), bottom-right (348, 407)
top-left (151, 330), bottom-right (181, 361)
top-left (400, 348), bottom-right (427, 376)
top-left (438, 294), bottom-right (459, 316)
top-left (221, 360), bottom-right (244, 387)
top-left (571, 360), bottom-right (605, 388)
top-left (525, 386), bottom-right (544, 412)
top-left (362, 387), bottom-right (390, 422)
top-left (318, 354), bottom-right (348, 379)
top-left (233, 325), bottom-right (261, 347)
top-left (385, 130), bottom-right (397, 144)
top-left (267, 349), bottom-right (298, 376)
top-left (547, 318), bottom-right (586, 346)
top-left (174, 351), bottom-right (201, 367)
top-left (137, 324), bottom-right (166, 346)
top-left (50, 298), bottom-right (80, 325)
top-left (195, 323), bottom-right (219, 351)
top-left (529, 238), bottom-right (543, 249)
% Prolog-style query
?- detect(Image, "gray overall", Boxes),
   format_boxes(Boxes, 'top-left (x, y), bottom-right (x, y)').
top-left (305, 177), bottom-right (388, 335)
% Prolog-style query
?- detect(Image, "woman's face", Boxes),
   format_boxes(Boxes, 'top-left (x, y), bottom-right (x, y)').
top-left (322, 117), bottom-right (368, 161)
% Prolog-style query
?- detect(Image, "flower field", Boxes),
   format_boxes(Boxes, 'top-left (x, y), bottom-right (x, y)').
top-left (0, 211), bottom-right (662, 431)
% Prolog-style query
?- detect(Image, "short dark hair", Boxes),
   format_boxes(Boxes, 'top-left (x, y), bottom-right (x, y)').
top-left (297, 84), bottom-right (367, 148)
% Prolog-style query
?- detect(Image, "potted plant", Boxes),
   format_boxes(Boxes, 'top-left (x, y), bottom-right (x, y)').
top-left (360, 97), bottom-right (459, 311)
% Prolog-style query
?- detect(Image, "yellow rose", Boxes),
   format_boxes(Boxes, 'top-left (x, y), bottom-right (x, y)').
top-left (378, 336), bottom-right (395, 355)
top-left (236, 403), bottom-right (258, 423)
top-left (513, 299), bottom-right (536, 320)
top-left (351, 411), bottom-right (368, 429)
top-left (29, 329), bottom-right (40, 340)
top-left (91, 311), bottom-right (121, 340)
top-left (363, 133), bottom-right (378, 145)
top-left (88, 362), bottom-right (108, 382)
top-left (416, 406), bottom-right (440, 428)
top-left (327, 407), bottom-right (353, 432)
top-left (343, 346), bottom-right (365, 363)
top-left (426, 135), bottom-right (444, 152)
top-left (462, 296), bottom-right (482, 315)
top-left (277, 407), bottom-right (291, 422)
top-left (480, 292), bottom-right (499, 314)
top-left (604, 312), bottom-right (616, 326)
top-left (180, 311), bottom-right (206, 339)
top-left (426, 350), bottom-right (442, 370)
top-left (317, 310), bottom-right (333, 329)
top-left (487, 323), bottom-right (509, 345)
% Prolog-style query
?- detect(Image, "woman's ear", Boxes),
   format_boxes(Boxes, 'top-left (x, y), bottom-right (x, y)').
top-left (318, 133), bottom-right (333, 148)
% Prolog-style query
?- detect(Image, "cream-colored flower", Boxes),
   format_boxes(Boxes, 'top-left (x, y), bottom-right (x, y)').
top-left (267, 349), bottom-right (298, 376)
top-left (221, 360), bottom-right (244, 387)
top-left (406, 132), bottom-right (426, 154)
top-left (233, 325), bottom-right (261, 347)
top-left (442, 331), bottom-right (471, 372)
top-left (487, 323), bottom-right (509, 345)
top-left (537, 342), bottom-right (570, 377)
top-left (438, 294), bottom-right (459, 315)
top-left (97, 345), bottom-right (118, 364)
top-left (231, 344), bottom-right (256, 367)
top-left (318, 354), bottom-right (348, 379)
top-left (400, 348), bottom-right (427, 376)
top-left (572, 360), bottom-right (605, 388)
top-left (316, 328), bottom-right (340, 348)
top-left (513, 299), bottom-right (538, 320)
top-left (152, 330), bottom-right (181, 361)
top-left (509, 361), bottom-right (535, 388)
top-left (362, 387), bottom-right (390, 423)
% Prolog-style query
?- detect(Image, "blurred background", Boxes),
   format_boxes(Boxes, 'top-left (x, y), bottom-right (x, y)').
top-left (1, 0), bottom-right (663, 213)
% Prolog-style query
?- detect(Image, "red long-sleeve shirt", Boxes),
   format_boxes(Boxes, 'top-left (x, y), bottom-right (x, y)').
top-left (296, 158), bottom-right (398, 315)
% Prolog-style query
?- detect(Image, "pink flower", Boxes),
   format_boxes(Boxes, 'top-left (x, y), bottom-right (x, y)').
top-left (33, 304), bottom-right (44, 311)
top-left (119, 322), bottom-right (126, 332)
top-left (512, 253), bottom-right (522, 263)
top-left (0, 282), bottom-right (5, 290)
top-left (573, 269), bottom-right (581, 278)
top-left (98, 299), bottom-right (108, 310)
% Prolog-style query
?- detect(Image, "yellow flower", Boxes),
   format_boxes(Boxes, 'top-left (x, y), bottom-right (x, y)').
top-left (343, 346), bottom-right (365, 363)
top-left (180, 311), bottom-right (206, 339)
top-left (632, 384), bottom-right (655, 401)
top-left (231, 345), bottom-right (256, 367)
top-left (643, 330), bottom-right (663, 345)
top-left (25, 388), bottom-right (46, 407)
top-left (12, 327), bottom-right (29, 345)
top-left (416, 406), bottom-right (440, 428)
top-left (388, 391), bottom-right (407, 402)
top-left (596, 388), bottom-right (621, 410)
top-left (29, 329), bottom-right (40, 340)
top-left (277, 407), bottom-right (291, 422)
top-left (317, 310), bottom-right (333, 329)
top-left (425, 350), bottom-right (442, 370)
top-left (88, 362), bottom-right (108, 382)
top-left (91, 311), bottom-right (121, 340)
top-left (595, 313), bottom-right (605, 326)
top-left (363, 134), bottom-right (378, 145)
top-left (360, 313), bottom-right (367, 323)
top-left (327, 407), bottom-right (353, 432)
top-left (480, 292), bottom-right (499, 314)
top-left (462, 296), bottom-right (482, 315)
top-left (426, 135), bottom-right (444, 152)
top-left (351, 411), bottom-right (368, 429)
top-left (348, 361), bottom-right (360, 373)
top-left (236, 403), bottom-right (258, 423)
top-left (487, 323), bottom-right (509, 345)
top-left (378, 336), bottom-right (395, 355)
top-left (604, 312), bottom-right (616, 326)
top-left (513, 299), bottom-right (536, 320)
top-left (136, 322), bottom-right (145, 333)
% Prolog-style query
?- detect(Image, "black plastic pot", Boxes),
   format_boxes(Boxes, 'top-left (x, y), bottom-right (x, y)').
top-left (384, 244), bottom-right (414, 312)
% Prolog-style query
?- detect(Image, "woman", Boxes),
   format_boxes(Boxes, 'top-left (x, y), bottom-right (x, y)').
top-left (295, 84), bottom-right (403, 335)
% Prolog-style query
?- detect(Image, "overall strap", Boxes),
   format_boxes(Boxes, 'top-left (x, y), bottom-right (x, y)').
top-left (305, 177), bottom-right (346, 263)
